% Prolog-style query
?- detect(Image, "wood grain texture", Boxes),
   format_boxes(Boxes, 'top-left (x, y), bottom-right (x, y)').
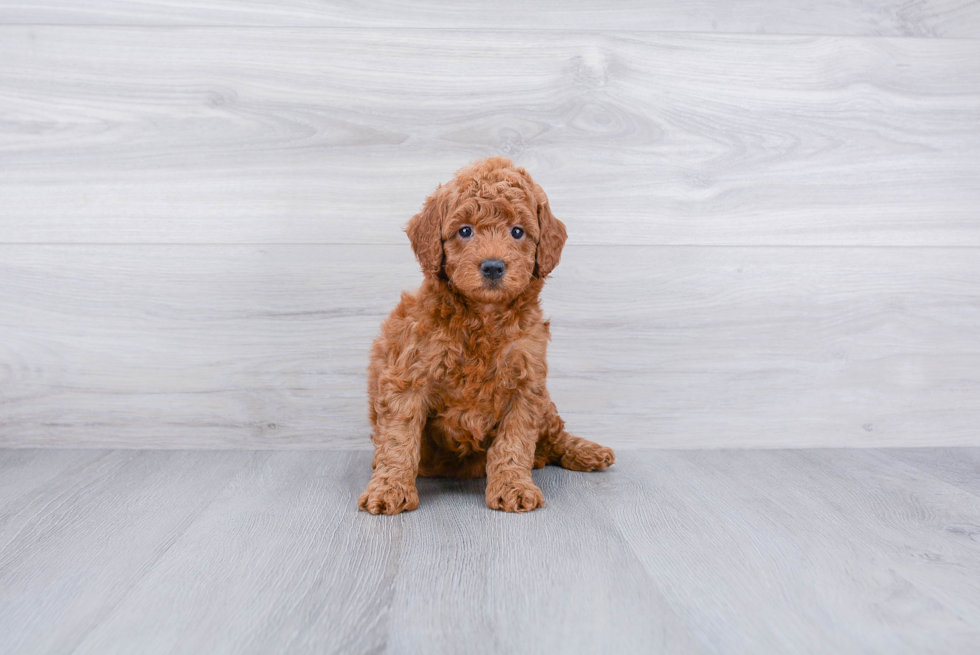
top-left (0, 450), bottom-right (252, 654)
top-left (0, 0), bottom-right (977, 37)
top-left (67, 451), bottom-right (401, 655)
top-left (596, 449), bottom-right (980, 653)
top-left (1, 244), bottom-right (978, 449)
top-left (2, 448), bottom-right (979, 653)
top-left (0, 447), bottom-right (108, 515)
top-left (63, 450), bottom-right (703, 654)
top-left (381, 464), bottom-right (701, 654)
top-left (885, 448), bottom-right (980, 498)
top-left (1, 28), bottom-right (978, 245)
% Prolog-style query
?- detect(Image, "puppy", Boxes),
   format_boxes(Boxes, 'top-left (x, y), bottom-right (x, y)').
top-left (359, 157), bottom-right (615, 514)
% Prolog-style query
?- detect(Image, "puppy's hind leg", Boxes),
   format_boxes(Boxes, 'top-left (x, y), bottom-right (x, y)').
top-left (535, 402), bottom-right (615, 472)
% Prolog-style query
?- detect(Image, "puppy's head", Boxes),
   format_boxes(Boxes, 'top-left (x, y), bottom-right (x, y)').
top-left (406, 157), bottom-right (567, 303)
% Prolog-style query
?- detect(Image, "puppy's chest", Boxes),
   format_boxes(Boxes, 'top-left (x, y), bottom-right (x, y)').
top-left (433, 329), bottom-right (532, 414)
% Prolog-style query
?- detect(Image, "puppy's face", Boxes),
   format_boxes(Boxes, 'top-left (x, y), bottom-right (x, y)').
top-left (406, 157), bottom-right (567, 304)
top-left (442, 188), bottom-right (538, 303)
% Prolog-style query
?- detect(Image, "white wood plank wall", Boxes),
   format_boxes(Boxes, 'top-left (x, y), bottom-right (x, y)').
top-left (1, 2), bottom-right (978, 448)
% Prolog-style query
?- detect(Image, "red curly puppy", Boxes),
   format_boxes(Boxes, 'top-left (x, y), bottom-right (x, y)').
top-left (359, 157), bottom-right (615, 514)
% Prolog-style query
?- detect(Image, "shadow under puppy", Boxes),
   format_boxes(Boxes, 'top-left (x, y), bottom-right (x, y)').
top-left (360, 157), bottom-right (615, 514)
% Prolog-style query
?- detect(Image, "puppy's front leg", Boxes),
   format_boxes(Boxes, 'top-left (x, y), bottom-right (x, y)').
top-left (486, 396), bottom-right (545, 513)
top-left (359, 393), bottom-right (426, 515)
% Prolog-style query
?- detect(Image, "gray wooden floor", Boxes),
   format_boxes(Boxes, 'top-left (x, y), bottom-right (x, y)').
top-left (2, 447), bottom-right (979, 654)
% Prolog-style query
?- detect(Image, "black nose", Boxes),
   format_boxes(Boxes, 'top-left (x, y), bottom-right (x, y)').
top-left (480, 259), bottom-right (506, 280)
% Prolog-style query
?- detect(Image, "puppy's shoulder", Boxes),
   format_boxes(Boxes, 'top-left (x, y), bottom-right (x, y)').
top-left (378, 282), bottom-right (448, 340)
top-left (379, 288), bottom-right (422, 332)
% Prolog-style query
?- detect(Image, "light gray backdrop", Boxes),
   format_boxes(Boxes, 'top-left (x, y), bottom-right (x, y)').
top-left (1, 1), bottom-right (978, 449)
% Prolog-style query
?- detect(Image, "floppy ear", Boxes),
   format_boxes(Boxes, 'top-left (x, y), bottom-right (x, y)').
top-left (406, 185), bottom-right (447, 277)
top-left (533, 185), bottom-right (567, 278)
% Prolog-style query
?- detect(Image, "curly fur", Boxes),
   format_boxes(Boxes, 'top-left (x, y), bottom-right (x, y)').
top-left (359, 157), bottom-right (615, 514)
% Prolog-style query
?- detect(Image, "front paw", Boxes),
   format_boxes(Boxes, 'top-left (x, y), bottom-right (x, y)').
top-left (358, 476), bottom-right (419, 515)
top-left (486, 478), bottom-right (545, 513)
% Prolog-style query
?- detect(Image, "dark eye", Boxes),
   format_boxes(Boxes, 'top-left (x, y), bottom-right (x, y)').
top-left (458, 226), bottom-right (473, 238)
top-left (510, 227), bottom-right (525, 239)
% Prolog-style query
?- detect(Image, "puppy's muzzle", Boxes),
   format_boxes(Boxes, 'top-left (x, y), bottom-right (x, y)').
top-left (480, 259), bottom-right (506, 281)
